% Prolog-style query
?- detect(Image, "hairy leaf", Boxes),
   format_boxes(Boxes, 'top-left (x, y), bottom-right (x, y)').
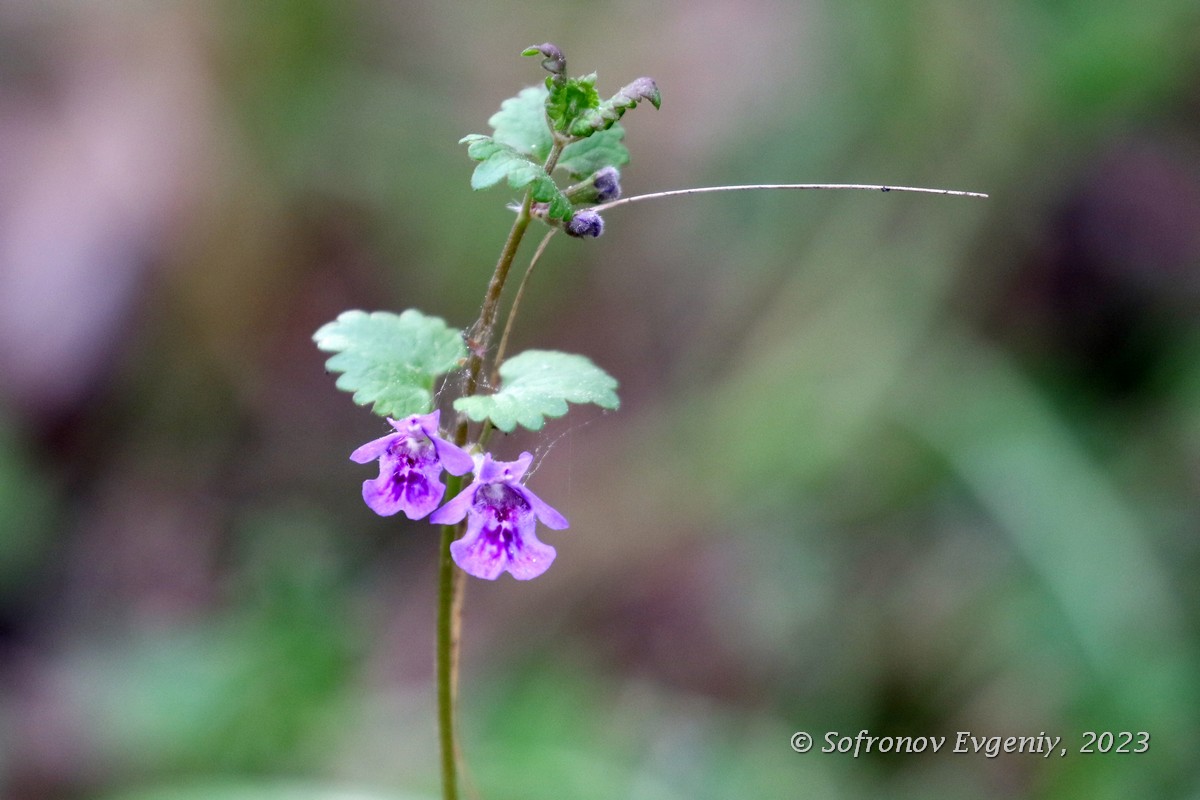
top-left (481, 85), bottom-right (630, 179)
top-left (460, 135), bottom-right (573, 219)
top-left (313, 309), bottom-right (465, 418)
top-left (454, 350), bottom-right (619, 432)
top-left (556, 127), bottom-right (629, 178)
top-left (487, 86), bottom-right (553, 160)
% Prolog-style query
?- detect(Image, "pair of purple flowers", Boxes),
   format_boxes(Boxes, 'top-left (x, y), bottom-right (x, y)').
top-left (350, 411), bottom-right (568, 580)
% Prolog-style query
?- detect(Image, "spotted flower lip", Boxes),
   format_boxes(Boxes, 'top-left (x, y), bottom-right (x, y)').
top-left (350, 410), bottom-right (474, 520)
top-left (430, 452), bottom-right (568, 581)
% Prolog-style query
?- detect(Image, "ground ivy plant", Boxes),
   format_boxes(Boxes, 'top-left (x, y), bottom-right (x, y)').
top-left (313, 42), bottom-right (984, 800)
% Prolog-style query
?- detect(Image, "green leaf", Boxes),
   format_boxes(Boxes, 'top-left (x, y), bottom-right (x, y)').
top-left (480, 85), bottom-right (630, 179)
top-left (557, 126), bottom-right (630, 178)
top-left (488, 86), bottom-right (553, 160)
top-left (546, 73), bottom-right (601, 134)
top-left (454, 350), bottom-right (619, 432)
top-left (461, 136), bottom-right (529, 190)
top-left (460, 135), bottom-right (574, 220)
top-left (313, 309), bottom-right (465, 418)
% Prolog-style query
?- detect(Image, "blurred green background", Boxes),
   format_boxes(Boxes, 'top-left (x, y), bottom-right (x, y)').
top-left (1, 1), bottom-right (1199, 798)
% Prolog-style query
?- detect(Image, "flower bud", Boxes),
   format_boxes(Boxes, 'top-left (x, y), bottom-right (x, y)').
top-left (521, 43), bottom-right (565, 81)
top-left (563, 167), bottom-right (622, 205)
top-left (620, 77), bottom-right (662, 110)
top-left (565, 209), bottom-right (604, 238)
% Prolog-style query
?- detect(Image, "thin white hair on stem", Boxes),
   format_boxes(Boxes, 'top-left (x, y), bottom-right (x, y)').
top-left (592, 182), bottom-right (987, 214)
top-left (432, 374), bottom-right (451, 407)
top-left (434, 357), bottom-right (494, 410)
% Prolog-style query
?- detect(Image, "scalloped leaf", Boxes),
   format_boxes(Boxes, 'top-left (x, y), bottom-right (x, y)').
top-left (488, 86), bottom-right (553, 160)
top-left (474, 85), bottom-right (631, 182)
top-left (454, 349), bottom-right (619, 432)
top-left (461, 136), bottom-right (533, 189)
top-left (460, 135), bottom-right (573, 220)
top-left (557, 127), bottom-right (629, 178)
top-left (313, 309), bottom-right (465, 418)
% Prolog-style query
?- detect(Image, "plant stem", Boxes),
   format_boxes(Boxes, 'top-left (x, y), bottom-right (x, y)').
top-left (439, 187), bottom-right (533, 800)
top-left (471, 226), bottom-right (557, 451)
top-left (460, 198), bottom-right (533, 410)
top-left (492, 228), bottom-right (558, 385)
top-left (437, 142), bottom-right (565, 800)
top-left (436, 476), bottom-right (465, 800)
top-left (458, 141), bottom-right (566, 438)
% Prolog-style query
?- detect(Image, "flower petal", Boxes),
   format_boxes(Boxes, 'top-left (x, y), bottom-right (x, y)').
top-left (503, 527), bottom-right (557, 580)
top-left (432, 438), bottom-right (475, 476)
top-left (508, 451), bottom-right (535, 481)
top-left (429, 482), bottom-right (474, 525)
top-left (449, 511), bottom-right (557, 580)
top-left (401, 410), bottom-right (473, 476)
top-left (516, 484), bottom-right (569, 530)
top-left (349, 432), bottom-right (401, 464)
top-left (361, 476), bottom-right (402, 516)
top-left (361, 463), bottom-right (446, 519)
top-left (449, 516), bottom-right (505, 580)
top-left (474, 453), bottom-right (503, 482)
top-left (412, 409), bottom-right (441, 430)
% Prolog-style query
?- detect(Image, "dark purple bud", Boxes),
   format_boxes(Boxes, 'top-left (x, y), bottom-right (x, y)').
top-left (565, 209), bottom-right (604, 238)
top-left (563, 167), bottom-right (622, 204)
top-left (591, 167), bottom-right (622, 203)
top-left (522, 43), bottom-right (566, 80)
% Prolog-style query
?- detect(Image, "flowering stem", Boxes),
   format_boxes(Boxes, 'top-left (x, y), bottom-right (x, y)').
top-left (440, 194), bottom-right (533, 800)
top-left (456, 141), bottom-right (565, 443)
top-left (436, 477), bottom-right (465, 800)
top-left (438, 142), bottom-right (565, 800)
top-left (460, 199), bottom-right (533, 405)
top-left (492, 228), bottom-right (558, 384)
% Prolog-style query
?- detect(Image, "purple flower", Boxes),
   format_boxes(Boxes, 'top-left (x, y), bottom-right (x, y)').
top-left (350, 410), bottom-right (474, 520)
top-left (430, 452), bottom-right (568, 580)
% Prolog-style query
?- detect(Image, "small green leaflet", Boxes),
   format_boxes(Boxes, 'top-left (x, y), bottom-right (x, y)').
top-left (460, 135), bottom-right (573, 220)
top-left (545, 73), bottom-right (601, 134)
top-left (313, 309), bottom-right (465, 418)
top-left (454, 350), bottom-right (619, 432)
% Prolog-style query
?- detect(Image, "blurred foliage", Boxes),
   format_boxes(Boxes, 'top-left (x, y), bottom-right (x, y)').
top-left (0, 0), bottom-right (1198, 799)
top-left (102, 786), bottom-right (426, 800)
top-left (0, 420), bottom-right (56, 597)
